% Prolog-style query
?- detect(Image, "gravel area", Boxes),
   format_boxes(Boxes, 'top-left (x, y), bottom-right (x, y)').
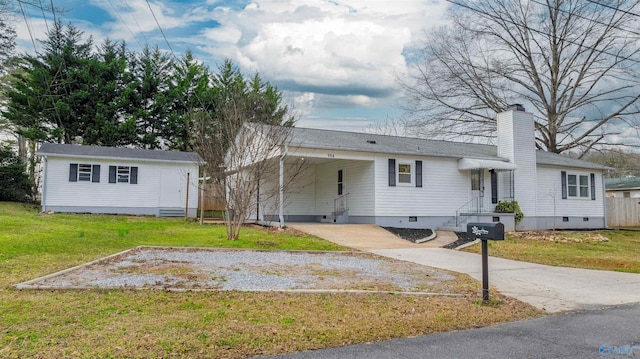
top-left (17, 247), bottom-right (459, 294)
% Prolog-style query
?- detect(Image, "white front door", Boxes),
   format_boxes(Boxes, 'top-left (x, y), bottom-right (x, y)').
top-left (159, 168), bottom-right (184, 208)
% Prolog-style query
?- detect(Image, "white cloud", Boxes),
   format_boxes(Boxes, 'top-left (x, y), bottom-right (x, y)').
top-left (196, 0), bottom-right (448, 100)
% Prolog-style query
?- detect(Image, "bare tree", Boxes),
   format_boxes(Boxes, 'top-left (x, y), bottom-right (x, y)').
top-left (402, 0), bottom-right (640, 156)
top-left (583, 147), bottom-right (640, 177)
top-left (194, 103), bottom-right (304, 239)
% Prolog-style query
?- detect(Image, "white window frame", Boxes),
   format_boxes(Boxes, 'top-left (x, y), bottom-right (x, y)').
top-left (77, 163), bottom-right (93, 182)
top-left (117, 166), bottom-right (131, 183)
top-left (567, 173), bottom-right (590, 198)
top-left (397, 162), bottom-right (413, 185)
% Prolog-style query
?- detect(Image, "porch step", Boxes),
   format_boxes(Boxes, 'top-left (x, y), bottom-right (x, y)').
top-left (158, 208), bottom-right (185, 217)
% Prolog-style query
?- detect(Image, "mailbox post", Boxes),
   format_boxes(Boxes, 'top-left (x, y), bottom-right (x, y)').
top-left (467, 223), bottom-right (504, 301)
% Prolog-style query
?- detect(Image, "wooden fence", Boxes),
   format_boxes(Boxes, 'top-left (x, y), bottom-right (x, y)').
top-left (198, 182), bottom-right (226, 211)
top-left (606, 197), bottom-right (640, 227)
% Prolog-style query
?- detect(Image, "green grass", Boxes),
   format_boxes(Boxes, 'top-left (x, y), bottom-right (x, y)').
top-left (0, 202), bottom-right (344, 286)
top-left (463, 230), bottom-right (640, 273)
top-left (0, 202), bottom-right (542, 358)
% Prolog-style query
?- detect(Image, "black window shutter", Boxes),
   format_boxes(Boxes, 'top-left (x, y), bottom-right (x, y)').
top-left (388, 159), bottom-right (396, 187)
top-left (69, 164), bottom-right (78, 182)
top-left (92, 165), bottom-right (100, 183)
top-left (130, 167), bottom-right (138, 184)
top-left (561, 171), bottom-right (567, 199)
top-left (415, 160), bottom-right (422, 188)
top-left (590, 173), bottom-right (596, 200)
top-left (491, 170), bottom-right (498, 204)
top-left (109, 166), bottom-right (116, 183)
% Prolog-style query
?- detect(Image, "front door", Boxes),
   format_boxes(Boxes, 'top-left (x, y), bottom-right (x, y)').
top-left (470, 169), bottom-right (484, 212)
top-left (160, 168), bottom-right (183, 208)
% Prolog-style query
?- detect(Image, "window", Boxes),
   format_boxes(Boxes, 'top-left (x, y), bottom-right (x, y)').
top-left (338, 169), bottom-right (343, 195)
top-left (78, 164), bottom-right (92, 181)
top-left (398, 163), bottom-right (412, 184)
top-left (624, 192), bottom-right (631, 198)
top-left (567, 174), bottom-right (589, 198)
top-left (69, 163), bottom-right (100, 183)
top-left (471, 169), bottom-right (482, 191)
top-left (388, 159), bottom-right (422, 188)
top-left (109, 165), bottom-right (138, 184)
top-left (117, 166), bottom-right (130, 183)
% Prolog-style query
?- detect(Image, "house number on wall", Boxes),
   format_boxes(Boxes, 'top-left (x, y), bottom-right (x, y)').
top-left (327, 153), bottom-right (335, 158)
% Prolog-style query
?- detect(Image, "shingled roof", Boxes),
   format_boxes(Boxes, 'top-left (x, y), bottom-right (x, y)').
top-left (286, 126), bottom-right (611, 170)
top-left (605, 177), bottom-right (640, 190)
top-left (37, 143), bottom-right (204, 164)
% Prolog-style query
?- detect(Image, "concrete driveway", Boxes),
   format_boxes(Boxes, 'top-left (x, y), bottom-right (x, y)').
top-left (288, 224), bottom-right (458, 250)
top-left (289, 224), bottom-right (640, 313)
top-left (371, 248), bottom-right (640, 313)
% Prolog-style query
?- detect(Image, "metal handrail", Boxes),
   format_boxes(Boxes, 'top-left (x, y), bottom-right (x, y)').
top-left (455, 196), bottom-right (481, 227)
top-left (334, 193), bottom-right (350, 221)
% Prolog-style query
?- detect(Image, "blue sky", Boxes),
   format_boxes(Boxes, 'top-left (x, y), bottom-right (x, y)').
top-left (14, 0), bottom-right (451, 132)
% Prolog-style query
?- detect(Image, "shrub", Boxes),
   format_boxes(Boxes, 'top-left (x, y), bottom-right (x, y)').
top-left (495, 200), bottom-right (524, 224)
top-left (0, 146), bottom-right (32, 202)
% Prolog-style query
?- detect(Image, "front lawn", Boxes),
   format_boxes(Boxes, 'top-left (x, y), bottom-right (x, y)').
top-left (463, 230), bottom-right (640, 273)
top-left (0, 202), bottom-right (542, 358)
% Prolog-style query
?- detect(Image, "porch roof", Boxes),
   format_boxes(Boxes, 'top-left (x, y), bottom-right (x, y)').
top-left (457, 158), bottom-right (516, 171)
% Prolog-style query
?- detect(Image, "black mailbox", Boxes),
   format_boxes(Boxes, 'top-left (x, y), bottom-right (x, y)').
top-left (467, 222), bottom-right (504, 240)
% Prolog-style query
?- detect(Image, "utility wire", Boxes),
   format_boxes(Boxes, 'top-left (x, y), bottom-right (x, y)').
top-left (106, 0), bottom-right (144, 48)
top-left (17, 0), bottom-right (38, 53)
top-left (586, 0), bottom-right (640, 18)
top-left (145, 0), bottom-right (175, 54)
top-left (444, 0), bottom-right (640, 65)
top-left (122, 0), bottom-right (151, 45)
top-left (529, 0), bottom-right (640, 37)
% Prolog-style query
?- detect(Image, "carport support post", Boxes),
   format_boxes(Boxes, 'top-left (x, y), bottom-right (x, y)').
top-left (482, 239), bottom-right (489, 301)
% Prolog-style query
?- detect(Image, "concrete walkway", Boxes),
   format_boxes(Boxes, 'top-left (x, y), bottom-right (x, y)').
top-left (372, 248), bottom-right (640, 313)
top-left (288, 224), bottom-right (458, 250)
top-left (289, 224), bottom-right (640, 313)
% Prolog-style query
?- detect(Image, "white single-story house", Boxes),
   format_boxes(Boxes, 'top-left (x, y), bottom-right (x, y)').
top-left (239, 106), bottom-right (611, 231)
top-left (37, 144), bottom-right (204, 217)
top-left (606, 177), bottom-right (640, 198)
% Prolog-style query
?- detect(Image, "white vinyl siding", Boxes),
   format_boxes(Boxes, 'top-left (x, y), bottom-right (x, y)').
top-left (375, 155), bottom-right (468, 216)
top-left (314, 160), bottom-right (374, 216)
top-left (536, 166), bottom-right (605, 217)
top-left (43, 156), bottom-right (198, 211)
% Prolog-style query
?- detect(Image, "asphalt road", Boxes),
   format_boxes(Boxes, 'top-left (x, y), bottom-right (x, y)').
top-left (259, 303), bottom-right (640, 359)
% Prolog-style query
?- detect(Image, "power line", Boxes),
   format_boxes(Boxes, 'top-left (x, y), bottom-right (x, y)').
top-left (444, 0), bottom-right (640, 65)
top-left (144, 0), bottom-right (175, 55)
top-left (106, 0), bottom-right (144, 48)
top-left (529, 0), bottom-right (640, 37)
top-left (586, 0), bottom-right (640, 18)
top-left (37, 0), bottom-right (49, 34)
top-left (121, 0), bottom-right (151, 45)
top-left (17, 0), bottom-right (38, 53)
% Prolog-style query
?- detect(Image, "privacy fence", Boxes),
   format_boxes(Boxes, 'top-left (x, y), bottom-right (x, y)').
top-left (606, 197), bottom-right (640, 227)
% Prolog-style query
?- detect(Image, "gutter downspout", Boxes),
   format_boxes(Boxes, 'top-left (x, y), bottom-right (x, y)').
top-left (279, 145), bottom-right (288, 228)
top-left (41, 156), bottom-right (48, 212)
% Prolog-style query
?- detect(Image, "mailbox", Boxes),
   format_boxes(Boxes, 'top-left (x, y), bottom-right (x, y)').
top-left (467, 222), bottom-right (504, 240)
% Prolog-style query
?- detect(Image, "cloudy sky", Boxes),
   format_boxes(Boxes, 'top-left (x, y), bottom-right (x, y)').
top-left (14, 0), bottom-right (451, 132)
